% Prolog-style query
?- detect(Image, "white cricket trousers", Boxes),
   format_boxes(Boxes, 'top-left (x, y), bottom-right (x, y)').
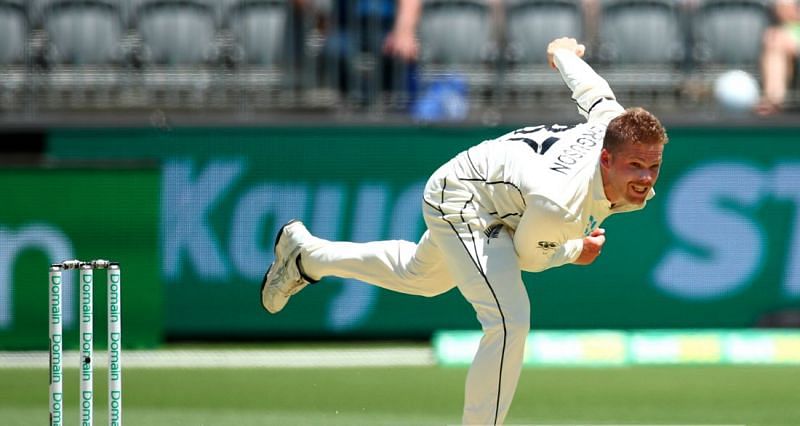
top-left (299, 165), bottom-right (530, 425)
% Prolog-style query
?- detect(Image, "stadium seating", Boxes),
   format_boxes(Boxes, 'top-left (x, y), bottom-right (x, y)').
top-left (33, 0), bottom-right (127, 109)
top-left (506, 0), bottom-right (584, 65)
top-left (132, 0), bottom-right (220, 107)
top-left (0, 0), bottom-right (794, 115)
top-left (221, 0), bottom-right (290, 107)
top-left (691, 0), bottom-right (771, 70)
top-left (596, 0), bottom-right (687, 103)
top-left (503, 0), bottom-right (584, 105)
top-left (38, 0), bottom-right (125, 65)
top-left (224, 0), bottom-right (287, 67)
top-left (419, 0), bottom-right (495, 65)
top-left (598, 0), bottom-right (686, 65)
top-left (684, 0), bottom-right (772, 106)
top-left (417, 0), bottom-right (499, 104)
top-left (0, 0), bottom-right (28, 110)
top-left (133, 0), bottom-right (218, 65)
top-left (0, 0), bottom-right (27, 65)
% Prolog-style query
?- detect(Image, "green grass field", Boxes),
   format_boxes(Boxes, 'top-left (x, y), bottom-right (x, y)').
top-left (2, 360), bottom-right (799, 425)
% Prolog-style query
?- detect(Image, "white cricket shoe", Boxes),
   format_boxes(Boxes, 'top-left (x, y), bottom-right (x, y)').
top-left (261, 220), bottom-right (316, 314)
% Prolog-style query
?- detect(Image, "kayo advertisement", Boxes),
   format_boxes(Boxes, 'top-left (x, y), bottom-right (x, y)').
top-left (15, 126), bottom-right (800, 341)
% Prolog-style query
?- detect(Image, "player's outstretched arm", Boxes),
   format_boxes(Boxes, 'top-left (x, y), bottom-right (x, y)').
top-left (547, 37), bottom-right (623, 124)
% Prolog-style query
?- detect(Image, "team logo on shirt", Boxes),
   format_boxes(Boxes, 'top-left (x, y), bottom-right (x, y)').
top-left (583, 215), bottom-right (598, 236)
top-left (484, 223), bottom-right (503, 241)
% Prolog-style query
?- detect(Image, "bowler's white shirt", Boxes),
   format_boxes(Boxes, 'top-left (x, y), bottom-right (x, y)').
top-left (445, 50), bottom-right (655, 272)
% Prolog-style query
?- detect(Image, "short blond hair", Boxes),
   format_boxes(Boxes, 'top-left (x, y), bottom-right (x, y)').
top-left (603, 107), bottom-right (668, 153)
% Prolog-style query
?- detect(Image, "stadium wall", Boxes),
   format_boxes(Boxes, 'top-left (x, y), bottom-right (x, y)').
top-left (1, 126), bottom-right (799, 348)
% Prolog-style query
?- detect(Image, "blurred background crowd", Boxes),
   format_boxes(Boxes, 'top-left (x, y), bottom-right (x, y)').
top-left (0, 0), bottom-right (798, 126)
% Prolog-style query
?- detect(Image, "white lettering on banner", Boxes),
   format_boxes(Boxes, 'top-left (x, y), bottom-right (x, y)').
top-left (162, 159), bottom-right (245, 281)
top-left (229, 184), bottom-right (309, 279)
top-left (654, 163), bottom-right (778, 300)
top-left (0, 224), bottom-right (75, 330)
top-left (315, 182), bottom-right (426, 331)
top-left (324, 182), bottom-right (426, 331)
top-left (309, 184), bottom-right (346, 243)
top-left (654, 163), bottom-right (765, 299)
top-left (161, 159), bottom-right (427, 331)
top-left (327, 183), bottom-right (388, 331)
top-left (390, 182), bottom-right (427, 240)
top-left (771, 163), bottom-right (800, 297)
top-left (308, 185), bottom-right (349, 325)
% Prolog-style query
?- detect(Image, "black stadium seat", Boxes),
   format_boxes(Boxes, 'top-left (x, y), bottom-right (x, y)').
top-left (595, 0), bottom-right (687, 102)
top-left (506, 0), bottom-right (584, 66)
top-left (418, 0), bottom-right (500, 105)
top-left (691, 0), bottom-right (770, 70)
top-left (0, 0), bottom-right (27, 65)
top-left (502, 0), bottom-right (584, 105)
top-left (134, 0), bottom-right (219, 65)
top-left (419, 0), bottom-right (494, 66)
top-left (598, 0), bottom-right (685, 65)
top-left (40, 0), bottom-right (125, 65)
top-left (31, 0), bottom-right (127, 110)
top-left (218, 0), bottom-right (294, 108)
top-left (0, 0), bottom-right (28, 110)
top-left (224, 0), bottom-right (287, 67)
top-left (131, 0), bottom-right (221, 108)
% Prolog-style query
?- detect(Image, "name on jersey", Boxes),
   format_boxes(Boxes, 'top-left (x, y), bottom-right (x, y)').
top-left (549, 126), bottom-right (605, 175)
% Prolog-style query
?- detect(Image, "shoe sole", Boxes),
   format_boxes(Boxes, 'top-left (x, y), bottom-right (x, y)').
top-left (260, 219), bottom-right (300, 313)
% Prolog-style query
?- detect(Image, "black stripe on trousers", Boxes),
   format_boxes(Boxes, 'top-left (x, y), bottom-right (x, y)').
top-left (423, 184), bottom-right (507, 425)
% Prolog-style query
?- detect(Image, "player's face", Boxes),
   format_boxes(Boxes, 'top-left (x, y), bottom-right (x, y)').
top-left (601, 141), bottom-right (664, 206)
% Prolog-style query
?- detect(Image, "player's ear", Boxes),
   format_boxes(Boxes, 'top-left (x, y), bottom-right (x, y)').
top-left (600, 148), bottom-right (611, 169)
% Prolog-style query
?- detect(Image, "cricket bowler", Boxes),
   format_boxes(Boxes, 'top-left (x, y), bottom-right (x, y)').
top-left (261, 37), bottom-right (668, 425)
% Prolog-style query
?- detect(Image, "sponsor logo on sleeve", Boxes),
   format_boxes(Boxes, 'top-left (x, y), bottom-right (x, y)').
top-left (538, 241), bottom-right (558, 251)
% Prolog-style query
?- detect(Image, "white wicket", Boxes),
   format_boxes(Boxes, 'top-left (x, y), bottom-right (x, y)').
top-left (80, 264), bottom-right (93, 426)
top-left (49, 265), bottom-right (63, 426)
top-left (49, 260), bottom-right (122, 426)
top-left (108, 263), bottom-right (122, 426)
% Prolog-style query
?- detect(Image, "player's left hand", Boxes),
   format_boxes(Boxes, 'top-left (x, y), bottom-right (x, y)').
top-left (574, 228), bottom-right (605, 265)
top-left (547, 37), bottom-right (586, 69)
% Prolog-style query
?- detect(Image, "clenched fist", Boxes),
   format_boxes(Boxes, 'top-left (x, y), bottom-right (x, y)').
top-left (574, 228), bottom-right (605, 265)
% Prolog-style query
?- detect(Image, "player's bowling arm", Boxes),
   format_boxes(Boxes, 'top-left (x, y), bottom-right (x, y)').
top-left (551, 43), bottom-right (624, 125)
top-left (513, 198), bottom-right (583, 272)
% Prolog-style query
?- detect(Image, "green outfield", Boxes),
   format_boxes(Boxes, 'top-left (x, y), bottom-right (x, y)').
top-left (2, 360), bottom-right (798, 425)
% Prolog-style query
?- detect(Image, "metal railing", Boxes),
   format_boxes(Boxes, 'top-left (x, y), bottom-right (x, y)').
top-left (0, 0), bottom-right (797, 120)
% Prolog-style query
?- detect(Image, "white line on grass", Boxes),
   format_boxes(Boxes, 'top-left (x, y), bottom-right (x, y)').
top-left (0, 347), bottom-right (436, 369)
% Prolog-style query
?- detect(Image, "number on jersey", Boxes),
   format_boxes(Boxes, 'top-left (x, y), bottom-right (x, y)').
top-left (505, 124), bottom-right (575, 156)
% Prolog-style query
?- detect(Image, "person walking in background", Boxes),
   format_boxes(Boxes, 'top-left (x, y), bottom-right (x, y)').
top-left (261, 37), bottom-right (668, 425)
top-left (757, 0), bottom-right (800, 115)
